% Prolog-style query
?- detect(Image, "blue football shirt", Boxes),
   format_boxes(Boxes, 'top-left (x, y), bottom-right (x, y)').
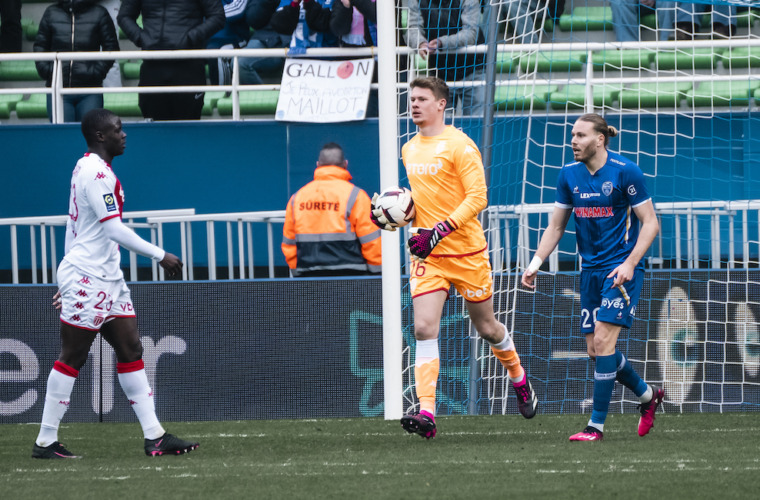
top-left (555, 151), bottom-right (651, 270)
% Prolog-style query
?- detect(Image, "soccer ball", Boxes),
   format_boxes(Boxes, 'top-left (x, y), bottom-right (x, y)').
top-left (374, 186), bottom-right (416, 228)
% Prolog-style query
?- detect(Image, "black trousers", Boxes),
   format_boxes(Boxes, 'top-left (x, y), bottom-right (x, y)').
top-left (138, 59), bottom-right (206, 121)
top-left (0, 0), bottom-right (22, 52)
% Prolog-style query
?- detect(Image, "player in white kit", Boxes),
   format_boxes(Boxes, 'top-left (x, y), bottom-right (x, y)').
top-left (32, 108), bottom-right (199, 458)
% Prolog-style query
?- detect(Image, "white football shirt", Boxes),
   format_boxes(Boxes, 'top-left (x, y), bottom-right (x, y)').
top-left (63, 152), bottom-right (125, 280)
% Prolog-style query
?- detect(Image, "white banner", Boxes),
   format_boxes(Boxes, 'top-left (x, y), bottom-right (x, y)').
top-left (275, 58), bottom-right (375, 123)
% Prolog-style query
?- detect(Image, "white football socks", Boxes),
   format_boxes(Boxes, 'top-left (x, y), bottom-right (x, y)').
top-left (36, 367), bottom-right (76, 447)
top-left (117, 368), bottom-right (165, 440)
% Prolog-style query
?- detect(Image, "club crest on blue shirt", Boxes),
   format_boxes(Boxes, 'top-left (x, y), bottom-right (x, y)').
top-left (103, 194), bottom-right (117, 212)
top-left (602, 181), bottom-right (613, 196)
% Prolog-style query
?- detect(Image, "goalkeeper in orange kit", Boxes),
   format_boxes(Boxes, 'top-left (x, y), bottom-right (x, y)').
top-left (371, 77), bottom-right (538, 439)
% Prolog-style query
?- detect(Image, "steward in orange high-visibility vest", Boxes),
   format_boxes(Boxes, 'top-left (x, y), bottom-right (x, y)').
top-left (282, 142), bottom-right (382, 277)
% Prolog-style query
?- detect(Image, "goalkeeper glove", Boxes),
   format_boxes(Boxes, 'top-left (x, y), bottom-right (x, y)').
top-left (370, 193), bottom-right (396, 231)
top-left (407, 220), bottom-right (456, 261)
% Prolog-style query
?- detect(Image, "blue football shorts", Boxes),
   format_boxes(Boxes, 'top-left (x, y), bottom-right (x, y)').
top-left (579, 267), bottom-right (644, 334)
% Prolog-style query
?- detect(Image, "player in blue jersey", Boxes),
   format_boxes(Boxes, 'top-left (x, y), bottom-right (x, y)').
top-left (521, 114), bottom-right (664, 441)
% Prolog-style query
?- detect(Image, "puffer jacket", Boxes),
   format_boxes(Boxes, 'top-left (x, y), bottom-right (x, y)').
top-left (118, 0), bottom-right (225, 50)
top-left (33, 0), bottom-right (119, 88)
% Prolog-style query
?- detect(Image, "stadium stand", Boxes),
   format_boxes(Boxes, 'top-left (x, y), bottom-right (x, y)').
top-left (4, 1), bottom-right (760, 122)
top-left (494, 84), bottom-right (558, 110)
top-left (548, 83), bottom-right (622, 110)
top-left (558, 6), bottom-right (614, 32)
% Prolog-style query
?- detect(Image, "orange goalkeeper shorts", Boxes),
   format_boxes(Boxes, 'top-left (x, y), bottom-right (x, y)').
top-left (409, 249), bottom-right (493, 303)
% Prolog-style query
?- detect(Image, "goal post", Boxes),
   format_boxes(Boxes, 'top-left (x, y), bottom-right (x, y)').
top-left (377, 0), bottom-right (403, 420)
top-left (381, 0), bottom-right (760, 418)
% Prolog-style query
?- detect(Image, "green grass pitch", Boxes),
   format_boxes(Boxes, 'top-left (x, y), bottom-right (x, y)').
top-left (2, 413), bottom-right (758, 499)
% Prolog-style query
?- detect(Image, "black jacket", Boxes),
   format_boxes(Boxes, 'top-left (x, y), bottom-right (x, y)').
top-left (118, 0), bottom-right (225, 50)
top-left (246, 0), bottom-right (291, 48)
top-left (330, 0), bottom-right (376, 47)
top-left (270, 0), bottom-right (331, 36)
top-left (33, 0), bottom-right (118, 88)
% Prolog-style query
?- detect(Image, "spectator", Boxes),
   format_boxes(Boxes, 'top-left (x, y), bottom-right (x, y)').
top-left (330, 0), bottom-right (376, 48)
top-left (207, 0), bottom-right (252, 86)
top-left (610, 0), bottom-right (657, 42)
top-left (499, 0), bottom-right (566, 44)
top-left (500, 0), bottom-right (538, 44)
top-left (0, 0), bottom-right (22, 52)
top-left (237, 0), bottom-right (292, 85)
top-left (118, 0), bottom-right (225, 120)
top-left (34, 0), bottom-right (119, 123)
top-left (405, 0), bottom-right (486, 116)
top-left (99, 0), bottom-right (124, 87)
top-left (330, 0), bottom-right (378, 116)
top-left (270, 0), bottom-right (337, 55)
top-left (657, 2), bottom-right (736, 40)
top-left (282, 142), bottom-right (381, 277)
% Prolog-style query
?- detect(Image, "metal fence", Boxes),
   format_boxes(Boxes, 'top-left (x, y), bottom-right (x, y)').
top-left (487, 200), bottom-right (760, 272)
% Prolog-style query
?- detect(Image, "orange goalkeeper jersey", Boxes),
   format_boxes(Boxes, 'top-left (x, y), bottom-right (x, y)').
top-left (402, 125), bottom-right (488, 257)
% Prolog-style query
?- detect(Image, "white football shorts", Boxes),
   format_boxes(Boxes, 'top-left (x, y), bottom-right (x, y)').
top-left (57, 260), bottom-right (136, 331)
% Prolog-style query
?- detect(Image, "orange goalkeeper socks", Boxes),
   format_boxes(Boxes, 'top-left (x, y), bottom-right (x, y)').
top-left (491, 346), bottom-right (525, 382)
top-left (414, 338), bottom-right (440, 415)
top-left (415, 359), bottom-right (439, 415)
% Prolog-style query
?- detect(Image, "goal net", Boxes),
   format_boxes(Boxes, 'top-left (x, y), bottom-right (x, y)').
top-left (393, 0), bottom-right (760, 417)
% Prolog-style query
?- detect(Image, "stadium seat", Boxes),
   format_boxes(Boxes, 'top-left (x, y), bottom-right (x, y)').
top-left (592, 49), bottom-right (655, 71)
top-left (721, 47), bottom-right (760, 70)
top-left (655, 48), bottom-right (723, 71)
top-left (640, 13), bottom-right (658, 30)
top-left (0, 60), bottom-right (42, 81)
top-left (687, 81), bottom-right (760, 107)
top-left (119, 60), bottom-right (142, 80)
top-left (103, 93), bottom-right (142, 117)
top-left (549, 84), bottom-right (622, 110)
top-left (15, 94), bottom-right (49, 119)
top-left (202, 91), bottom-right (225, 116)
top-left (495, 51), bottom-right (517, 74)
top-left (618, 82), bottom-right (692, 108)
top-left (0, 94), bottom-right (23, 119)
top-left (0, 93), bottom-right (25, 113)
top-left (21, 18), bottom-right (38, 41)
top-left (558, 7), bottom-right (613, 32)
top-left (736, 8), bottom-right (760, 29)
top-left (414, 54), bottom-right (427, 71)
top-left (216, 90), bottom-right (279, 116)
top-left (494, 84), bottom-right (558, 111)
top-left (519, 50), bottom-right (587, 73)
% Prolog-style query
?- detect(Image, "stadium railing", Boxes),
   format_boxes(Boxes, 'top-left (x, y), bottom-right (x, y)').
top-left (487, 200), bottom-right (760, 272)
top-left (0, 209), bottom-right (294, 284)
top-left (0, 47), bottom-right (379, 123)
top-left (6, 200), bottom-right (759, 284)
top-left (145, 211), bottom-right (286, 281)
top-left (6, 37), bottom-right (760, 123)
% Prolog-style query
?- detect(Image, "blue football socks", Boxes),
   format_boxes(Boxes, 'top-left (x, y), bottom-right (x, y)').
top-left (615, 350), bottom-right (648, 398)
top-left (590, 353), bottom-right (617, 429)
